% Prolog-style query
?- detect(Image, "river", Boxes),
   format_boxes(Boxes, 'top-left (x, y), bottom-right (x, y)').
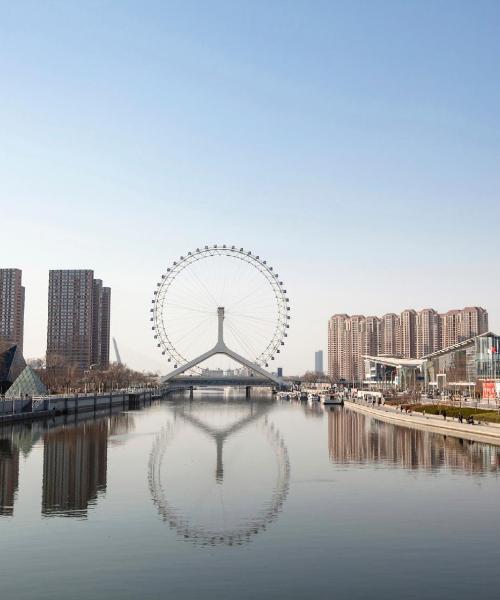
top-left (1, 391), bottom-right (500, 599)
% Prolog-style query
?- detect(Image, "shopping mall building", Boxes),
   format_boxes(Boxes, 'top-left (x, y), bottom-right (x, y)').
top-left (364, 332), bottom-right (500, 399)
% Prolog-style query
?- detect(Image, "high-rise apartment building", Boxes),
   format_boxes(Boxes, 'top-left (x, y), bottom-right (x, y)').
top-left (328, 314), bottom-right (349, 381)
top-left (328, 306), bottom-right (488, 383)
top-left (460, 307), bottom-right (488, 341)
top-left (400, 309), bottom-right (417, 358)
top-left (100, 286), bottom-right (111, 368)
top-left (345, 316), bottom-right (365, 383)
top-left (362, 317), bottom-right (380, 358)
top-left (91, 280), bottom-right (111, 369)
top-left (0, 269), bottom-right (25, 353)
top-left (416, 308), bottom-right (439, 358)
top-left (443, 309), bottom-right (461, 347)
top-left (314, 350), bottom-right (324, 374)
top-left (380, 313), bottom-right (400, 356)
top-left (46, 270), bottom-right (111, 371)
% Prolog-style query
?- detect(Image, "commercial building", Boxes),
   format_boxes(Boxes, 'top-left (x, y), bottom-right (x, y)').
top-left (46, 270), bottom-right (111, 371)
top-left (0, 269), bottom-right (25, 353)
top-left (422, 332), bottom-right (500, 398)
top-left (363, 331), bottom-right (500, 399)
top-left (314, 350), bottom-right (323, 374)
top-left (328, 306), bottom-right (488, 384)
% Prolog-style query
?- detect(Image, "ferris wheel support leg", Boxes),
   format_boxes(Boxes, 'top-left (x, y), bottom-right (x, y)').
top-left (161, 344), bottom-right (283, 386)
top-left (161, 306), bottom-right (285, 387)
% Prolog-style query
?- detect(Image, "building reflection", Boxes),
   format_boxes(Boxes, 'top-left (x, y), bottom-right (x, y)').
top-left (42, 413), bottom-right (134, 518)
top-left (0, 438), bottom-right (19, 516)
top-left (42, 421), bottom-right (108, 517)
top-left (328, 408), bottom-right (500, 474)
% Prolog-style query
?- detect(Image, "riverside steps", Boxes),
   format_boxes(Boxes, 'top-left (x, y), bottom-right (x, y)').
top-left (0, 387), bottom-right (171, 424)
top-left (346, 399), bottom-right (500, 446)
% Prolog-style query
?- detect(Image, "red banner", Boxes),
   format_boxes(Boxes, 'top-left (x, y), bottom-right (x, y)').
top-left (482, 380), bottom-right (496, 400)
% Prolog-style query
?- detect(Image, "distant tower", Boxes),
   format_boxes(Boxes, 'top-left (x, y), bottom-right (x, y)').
top-left (314, 350), bottom-right (324, 374)
top-left (113, 338), bottom-right (122, 365)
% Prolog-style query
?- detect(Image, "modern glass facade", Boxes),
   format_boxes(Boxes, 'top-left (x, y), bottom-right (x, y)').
top-left (423, 333), bottom-right (500, 386)
top-left (475, 335), bottom-right (500, 379)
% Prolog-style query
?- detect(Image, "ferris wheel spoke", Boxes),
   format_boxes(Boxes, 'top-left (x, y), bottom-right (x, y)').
top-left (227, 316), bottom-right (270, 354)
top-left (169, 263), bottom-right (217, 306)
top-left (171, 315), bottom-right (215, 347)
top-left (228, 312), bottom-right (278, 325)
top-left (227, 286), bottom-right (271, 313)
top-left (163, 302), bottom-right (213, 315)
top-left (225, 319), bottom-right (259, 362)
top-left (167, 276), bottom-right (216, 311)
top-left (187, 266), bottom-right (221, 308)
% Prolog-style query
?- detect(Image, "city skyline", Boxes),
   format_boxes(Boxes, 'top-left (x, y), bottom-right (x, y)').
top-left (2, 2), bottom-right (500, 375)
top-left (0, 265), bottom-right (497, 375)
top-left (328, 306), bottom-right (489, 383)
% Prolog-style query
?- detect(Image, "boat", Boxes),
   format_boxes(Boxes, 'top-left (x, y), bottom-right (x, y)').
top-left (308, 392), bottom-right (320, 401)
top-left (299, 391), bottom-right (309, 401)
top-left (321, 394), bottom-right (344, 406)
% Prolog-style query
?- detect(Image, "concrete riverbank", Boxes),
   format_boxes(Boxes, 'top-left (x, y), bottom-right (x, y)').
top-left (0, 388), bottom-right (162, 424)
top-left (345, 400), bottom-right (500, 446)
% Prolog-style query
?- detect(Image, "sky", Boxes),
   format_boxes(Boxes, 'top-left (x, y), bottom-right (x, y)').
top-left (1, 0), bottom-right (499, 375)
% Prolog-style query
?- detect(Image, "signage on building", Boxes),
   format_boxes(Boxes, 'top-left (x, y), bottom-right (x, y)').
top-left (482, 380), bottom-right (497, 400)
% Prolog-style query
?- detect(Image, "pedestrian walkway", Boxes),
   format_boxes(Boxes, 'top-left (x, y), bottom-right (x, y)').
top-left (346, 400), bottom-right (500, 446)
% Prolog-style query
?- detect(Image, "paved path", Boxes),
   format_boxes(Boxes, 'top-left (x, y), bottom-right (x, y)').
top-left (345, 400), bottom-right (500, 446)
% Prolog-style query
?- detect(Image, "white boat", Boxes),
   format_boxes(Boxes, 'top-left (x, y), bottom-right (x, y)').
top-left (308, 393), bottom-right (320, 401)
top-left (321, 394), bottom-right (344, 406)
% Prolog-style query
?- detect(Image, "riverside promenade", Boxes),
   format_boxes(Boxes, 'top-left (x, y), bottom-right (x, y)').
top-left (346, 400), bottom-right (500, 446)
top-left (0, 387), bottom-right (166, 425)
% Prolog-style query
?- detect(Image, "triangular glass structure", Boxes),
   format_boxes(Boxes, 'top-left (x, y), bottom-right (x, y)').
top-left (5, 365), bottom-right (48, 398)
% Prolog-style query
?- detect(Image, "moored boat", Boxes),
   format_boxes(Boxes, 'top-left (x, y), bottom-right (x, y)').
top-left (321, 394), bottom-right (344, 406)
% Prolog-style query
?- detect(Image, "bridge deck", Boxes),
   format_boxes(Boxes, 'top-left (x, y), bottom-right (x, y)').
top-left (168, 376), bottom-right (276, 387)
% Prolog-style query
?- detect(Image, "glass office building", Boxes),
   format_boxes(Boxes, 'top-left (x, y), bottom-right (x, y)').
top-left (423, 332), bottom-right (500, 389)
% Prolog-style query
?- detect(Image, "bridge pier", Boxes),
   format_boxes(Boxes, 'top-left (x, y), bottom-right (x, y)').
top-left (246, 386), bottom-right (251, 398)
top-left (189, 386), bottom-right (194, 399)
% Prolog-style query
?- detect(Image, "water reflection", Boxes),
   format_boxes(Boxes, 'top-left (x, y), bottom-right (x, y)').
top-left (149, 398), bottom-right (290, 547)
top-left (0, 438), bottom-right (19, 516)
top-left (42, 413), bottom-right (134, 517)
top-left (328, 407), bottom-right (500, 473)
top-left (0, 410), bottom-right (134, 518)
top-left (42, 421), bottom-right (108, 517)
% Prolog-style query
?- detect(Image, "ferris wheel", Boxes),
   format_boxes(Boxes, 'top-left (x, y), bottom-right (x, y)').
top-left (151, 245), bottom-right (290, 374)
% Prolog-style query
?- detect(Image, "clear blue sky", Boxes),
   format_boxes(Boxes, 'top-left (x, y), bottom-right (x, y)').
top-left (2, 1), bottom-right (499, 374)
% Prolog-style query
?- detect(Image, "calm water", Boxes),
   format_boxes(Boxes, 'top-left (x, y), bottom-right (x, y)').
top-left (2, 392), bottom-right (500, 599)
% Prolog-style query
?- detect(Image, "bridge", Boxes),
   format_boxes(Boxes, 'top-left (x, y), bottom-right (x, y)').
top-left (161, 307), bottom-right (289, 393)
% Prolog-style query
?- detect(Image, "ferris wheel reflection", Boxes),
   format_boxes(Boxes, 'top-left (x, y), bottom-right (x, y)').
top-left (148, 398), bottom-right (290, 547)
